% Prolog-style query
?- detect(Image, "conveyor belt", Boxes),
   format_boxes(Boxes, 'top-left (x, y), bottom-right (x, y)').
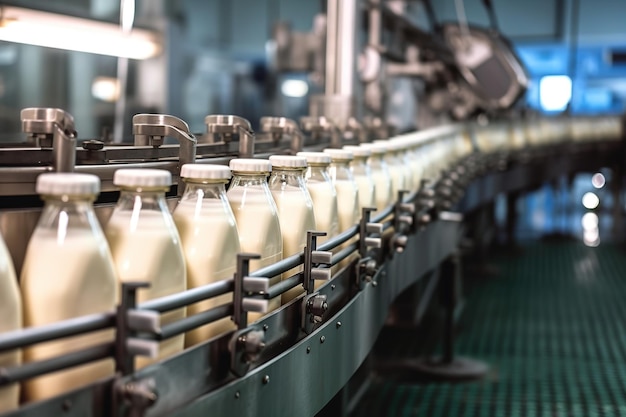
top-left (352, 242), bottom-right (626, 416)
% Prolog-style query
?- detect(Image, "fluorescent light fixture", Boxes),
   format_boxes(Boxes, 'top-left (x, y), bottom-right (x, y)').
top-left (281, 79), bottom-right (309, 98)
top-left (0, 6), bottom-right (161, 60)
top-left (539, 75), bottom-right (572, 112)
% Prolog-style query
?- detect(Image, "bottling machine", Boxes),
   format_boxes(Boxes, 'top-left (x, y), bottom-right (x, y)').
top-left (0, 1), bottom-right (624, 416)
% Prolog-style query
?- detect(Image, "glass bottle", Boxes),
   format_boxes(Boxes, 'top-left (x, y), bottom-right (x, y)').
top-left (360, 142), bottom-right (393, 213)
top-left (323, 149), bottom-right (360, 233)
top-left (390, 137), bottom-right (417, 193)
top-left (374, 140), bottom-right (407, 199)
top-left (105, 169), bottom-right (186, 368)
top-left (296, 152), bottom-right (339, 244)
top-left (227, 159), bottom-right (282, 322)
top-left (343, 145), bottom-right (376, 211)
top-left (21, 173), bottom-right (116, 401)
top-left (0, 231), bottom-right (20, 412)
top-left (173, 164), bottom-right (240, 347)
top-left (268, 155), bottom-right (316, 303)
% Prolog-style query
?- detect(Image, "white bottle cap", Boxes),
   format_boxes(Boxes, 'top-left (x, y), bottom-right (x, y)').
top-left (323, 148), bottom-right (354, 161)
top-left (269, 155), bottom-right (308, 168)
top-left (360, 142), bottom-right (387, 155)
top-left (296, 152), bottom-right (331, 165)
top-left (229, 158), bottom-right (272, 173)
top-left (114, 169), bottom-right (172, 188)
top-left (180, 164), bottom-right (231, 180)
top-left (343, 145), bottom-right (371, 157)
top-left (36, 173), bottom-right (100, 196)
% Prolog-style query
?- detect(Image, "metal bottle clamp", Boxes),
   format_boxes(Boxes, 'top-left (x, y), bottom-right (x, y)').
top-left (21, 107), bottom-right (77, 173)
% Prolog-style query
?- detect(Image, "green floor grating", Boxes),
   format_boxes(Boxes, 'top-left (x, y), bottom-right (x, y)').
top-left (352, 243), bottom-right (626, 417)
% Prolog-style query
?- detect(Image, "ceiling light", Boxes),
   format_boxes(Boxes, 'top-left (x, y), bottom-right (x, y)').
top-left (0, 6), bottom-right (161, 60)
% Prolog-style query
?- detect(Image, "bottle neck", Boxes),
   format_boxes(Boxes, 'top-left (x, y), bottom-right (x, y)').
top-left (116, 187), bottom-right (170, 212)
top-left (38, 194), bottom-right (101, 233)
top-left (269, 167), bottom-right (307, 189)
top-left (328, 160), bottom-right (354, 182)
top-left (305, 164), bottom-right (331, 183)
top-left (350, 157), bottom-right (369, 176)
top-left (229, 172), bottom-right (270, 188)
top-left (180, 180), bottom-right (228, 202)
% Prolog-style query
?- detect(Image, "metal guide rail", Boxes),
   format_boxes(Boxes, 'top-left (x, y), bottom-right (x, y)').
top-left (0, 113), bottom-right (624, 417)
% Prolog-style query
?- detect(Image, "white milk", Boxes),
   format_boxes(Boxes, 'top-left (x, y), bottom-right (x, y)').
top-left (354, 174), bottom-right (376, 211)
top-left (0, 235), bottom-right (21, 412)
top-left (106, 211), bottom-right (186, 368)
top-left (306, 181), bottom-right (339, 243)
top-left (387, 159), bottom-right (406, 199)
top-left (371, 169), bottom-right (392, 212)
top-left (271, 188), bottom-right (316, 303)
top-left (334, 180), bottom-right (359, 232)
top-left (173, 202), bottom-right (240, 346)
top-left (227, 188), bottom-right (283, 322)
top-left (21, 230), bottom-right (116, 401)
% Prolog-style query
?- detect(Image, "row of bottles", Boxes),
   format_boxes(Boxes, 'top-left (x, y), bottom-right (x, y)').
top-left (0, 131), bottom-right (473, 412)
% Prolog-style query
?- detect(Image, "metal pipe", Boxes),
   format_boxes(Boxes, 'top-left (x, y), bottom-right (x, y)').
top-left (250, 252), bottom-right (302, 279)
top-left (52, 124), bottom-right (76, 173)
top-left (138, 279), bottom-right (234, 313)
top-left (157, 303), bottom-right (233, 340)
top-left (0, 312), bottom-right (115, 353)
top-left (325, 0), bottom-right (356, 97)
top-left (0, 343), bottom-right (113, 385)
top-left (330, 241), bottom-right (359, 265)
top-left (265, 274), bottom-right (302, 299)
top-left (318, 225), bottom-right (358, 252)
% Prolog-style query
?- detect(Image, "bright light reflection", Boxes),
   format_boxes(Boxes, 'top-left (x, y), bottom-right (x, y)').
top-left (581, 212), bottom-right (599, 230)
top-left (281, 79), bottom-right (309, 98)
top-left (591, 173), bottom-right (605, 189)
top-left (539, 75), bottom-right (572, 112)
top-left (584, 227), bottom-right (599, 242)
top-left (584, 235), bottom-right (600, 247)
top-left (91, 77), bottom-right (120, 102)
top-left (582, 192), bottom-right (600, 210)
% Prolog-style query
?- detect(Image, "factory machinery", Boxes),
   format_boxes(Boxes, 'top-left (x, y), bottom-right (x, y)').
top-left (0, 1), bottom-right (625, 416)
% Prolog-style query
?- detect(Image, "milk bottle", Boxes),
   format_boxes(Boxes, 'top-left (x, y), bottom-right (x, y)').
top-left (296, 152), bottom-right (339, 244)
top-left (227, 159), bottom-right (282, 322)
top-left (390, 138), bottom-right (417, 193)
top-left (374, 140), bottom-right (406, 198)
top-left (403, 136), bottom-right (424, 191)
top-left (342, 145), bottom-right (376, 211)
top-left (173, 164), bottom-right (240, 347)
top-left (21, 173), bottom-right (116, 401)
top-left (323, 149), bottom-right (360, 233)
top-left (268, 155), bottom-right (316, 303)
top-left (0, 232), bottom-right (21, 412)
top-left (105, 169), bottom-right (186, 368)
top-left (359, 143), bottom-right (393, 212)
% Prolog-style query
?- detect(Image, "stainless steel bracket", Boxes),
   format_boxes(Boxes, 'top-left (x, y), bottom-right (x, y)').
top-left (259, 116), bottom-right (304, 154)
top-left (392, 190), bottom-right (415, 254)
top-left (300, 116), bottom-right (341, 148)
top-left (204, 115), bottom-right (255, 158)
top-left (301, 231), bottom-right (332, 334)
top-left (356, 207), bottom-right (382, 290)
top-left (113, 376), bottom-right (158, 417)
top-left (228, 326), bottom-right (266, 377)
top-left (21, 107), bottom-right (77, 173)
top-left (132, 114), bottom-right (197, 195)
